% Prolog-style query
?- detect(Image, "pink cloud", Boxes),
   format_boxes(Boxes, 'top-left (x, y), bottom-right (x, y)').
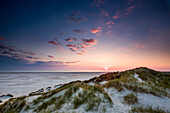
top-left (100, 8), bottom-right (109, 17)
top-left (113, 4), bottom-right (136, 20)
top-left (73, 47), bottom-right (80, 50)
top-left (76, 53), bottom-right (82, 55)
top-left (106, 21), bottom-right (114, 25)
top-left (108, 25), bottom-right (112, 29)
top-left (66, 44), bottom-right (76, 48)
top-left (81, 50), bottom-right (87, 54)
top-left (82, 39), bottom-right (97, 45)
top-left (65, 38), bottom-right (77, 41)
top-left (134, 43), bottom-right (145, 48)
top-left (56, 47), bottom-right (64, 49)
top-left (48, 41), bottom-right (60, 46)
top-left (91, 27), bottom-right (102, 33)
top-left (112, 11), bottom-right (120, 19)
top-left (0, 36), bottom-right (5, 40)
top-left (85, 44), bottom-right (93, 47)
top-left (125, 5), bottom-right (136, 15)
top-left (69, 48), bottom-right (76, 52)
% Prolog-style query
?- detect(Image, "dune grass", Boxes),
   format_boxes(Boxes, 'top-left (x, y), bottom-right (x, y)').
top-left (131, 106), bottom-right (168, 113)
top-left (72, 83), bottom-right (112, 111)
top-left (34, 82), bottom-right (112, 112)
top-left (102, 67), bottom-right (169, 97)
top-left (123, 93), bottom-right (138, 104)
top-left (0, 96), bottom-right (27, 113)
top-left (0, 99), bottom-right (26, 113)
top-left (32, 81), bottom-right (76, 105)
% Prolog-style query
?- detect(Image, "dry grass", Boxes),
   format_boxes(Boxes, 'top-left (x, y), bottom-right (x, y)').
top-left (131, 106), bottom-right (168, 113)
top-left (123, 93), bottom-right (138, 104)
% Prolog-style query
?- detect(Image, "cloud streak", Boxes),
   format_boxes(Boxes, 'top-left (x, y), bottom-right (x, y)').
top-left (69, 14), bottom-right (87, 23)
top-left (73, 29), bottom-right (86, 34)
top-left (48, 55), bottom-right (55, 58)
top-left (94, 0), bottom-right (106, 7)
top-left (65, 38), bottom-right (77, 42)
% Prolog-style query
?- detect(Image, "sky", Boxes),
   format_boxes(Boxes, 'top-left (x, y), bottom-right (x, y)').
top-left (0, 0), bottom-right (170, 72)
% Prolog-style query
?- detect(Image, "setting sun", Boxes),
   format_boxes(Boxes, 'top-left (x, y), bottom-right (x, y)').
top-left (105, 67), bottom-right (108, 70)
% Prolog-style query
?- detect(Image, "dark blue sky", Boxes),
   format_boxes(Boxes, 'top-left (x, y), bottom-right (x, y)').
top-left (0, 0), bottom-right (170, 71)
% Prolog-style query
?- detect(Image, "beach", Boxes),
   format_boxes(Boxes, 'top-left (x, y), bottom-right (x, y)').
top-left (0, 72), bottom-right (103, 98)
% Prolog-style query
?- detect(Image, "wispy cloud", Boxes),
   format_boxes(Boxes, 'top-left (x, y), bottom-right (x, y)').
top-left (100, 8), bottom-right (109, 17)
top-left (125, 5), bottom-right (136, 15)
top-left (106, 21), bottom-right (114, 28)
top-left (69, 14), bottom-right (87, 23)
top-left (48, 55), bottom-right (55, 58)
top-left (112, 1), bottom-right (137, 20)
top-left (76, 53), bottom-right (82, 55)
top-left (0, 44), bottom-right (38, 63)
top-left (65, 60), bottom-right (80, 64)
top-left (66, 44), bottom-right (76, 48)
top-left (73, 29), bottom-right (86, 34)
top-left (93, 0), bottom-right (106, 7)
top-left (32, 60), bottom-right (80, 65)
top-left (106, 21), bottom-right (114, 25)
top-left (112, 11), bottom-right (120, 19)
top-left (65, 38), bottom-right (77, 42)
top-left (133, 43), bottom-right (145, 48)
top-left (69, 48), bottom-right (76, 52)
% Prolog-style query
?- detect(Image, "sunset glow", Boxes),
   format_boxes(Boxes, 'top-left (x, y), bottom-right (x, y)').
top-left (105, 67), bottom-right (108, 70)
top-left (0, 0), bottom-right (170, 72)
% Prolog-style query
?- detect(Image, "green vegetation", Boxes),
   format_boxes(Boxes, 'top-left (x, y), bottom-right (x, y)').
top-left (131, 106), bottom-right (168, 113)
top-left (123, 93), bottom-right (138, 104)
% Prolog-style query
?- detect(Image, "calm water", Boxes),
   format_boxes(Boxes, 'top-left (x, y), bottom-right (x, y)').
top-left (0, 72), bottom-right (104, 97)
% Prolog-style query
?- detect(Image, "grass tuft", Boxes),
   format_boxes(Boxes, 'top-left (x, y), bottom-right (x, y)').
top-left (123, 93), bottom-right (138, 104)
top-left (131, 106), bottom-right (168, 113)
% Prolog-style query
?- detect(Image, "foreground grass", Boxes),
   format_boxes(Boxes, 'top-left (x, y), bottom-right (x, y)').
top-left (72, 83), bottom-right (112, 111)
top-left (34, 82), bottom-right (112, 112)
top-left (131, 106), bottom-right (169, 113)
top-left (0, 96), bottom-right (27, 113)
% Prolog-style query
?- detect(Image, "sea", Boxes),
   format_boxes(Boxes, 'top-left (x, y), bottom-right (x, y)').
top-left (0, 72), bottom-right (104, 98)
